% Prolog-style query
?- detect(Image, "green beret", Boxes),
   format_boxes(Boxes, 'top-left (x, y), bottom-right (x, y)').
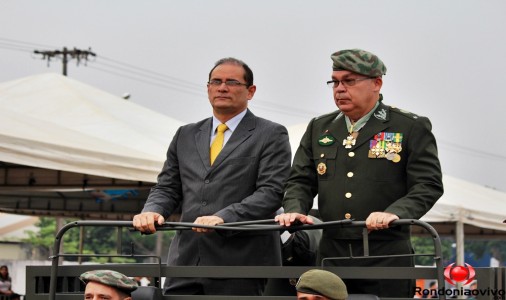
top-left (296, 269), bottom-right (348, 300)
top-left (80, 270), bottom-right (138, 293)
top-left (331, 49), bottom-right (387, 77)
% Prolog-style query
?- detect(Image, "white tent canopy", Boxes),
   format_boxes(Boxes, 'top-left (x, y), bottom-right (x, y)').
top-left (0, 73), bottom-right (183, 183)
top-left (287, 124), bottom-right (506, 234)
top-left (0, 73), bottom-right (184, 219)
top-left (421, 175), bottom-right (506, 232)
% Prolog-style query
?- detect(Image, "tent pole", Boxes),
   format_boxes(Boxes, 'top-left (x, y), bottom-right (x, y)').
top-left (56, 217), bottom-right (64, 265)
top-left (455, 220), bottom-right (465, 299)
top-left (456, 220), bottom-right (465, 266)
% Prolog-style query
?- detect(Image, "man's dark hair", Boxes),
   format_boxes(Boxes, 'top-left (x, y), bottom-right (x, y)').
top-left (208, 57), bottom-right (254, 87)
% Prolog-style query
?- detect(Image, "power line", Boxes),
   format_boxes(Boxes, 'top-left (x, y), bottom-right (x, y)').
top-left (91, 59), bottom-right (319, 117)
top-left (0, 39), bottom-right (206, 96)
top-left (0, 37), bottom-right (319, 118)
top-left (98, 55), bottom-right (201, 90)
top-left (0, 37), bottom-right (56, 49)
top-left (91, 55), bottom-right (319, 117)
top-left (0, 42), bottom-right (33, 52)
top-left (2, 38), bottom-right (505, 160)
top-left (87, 64), bottom-right (206, 98)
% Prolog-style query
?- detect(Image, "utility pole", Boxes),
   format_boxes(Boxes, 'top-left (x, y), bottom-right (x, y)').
top-left (32, 47), bottom-right (96, 265)
top-left (33, 47), bottom-right (96, 76)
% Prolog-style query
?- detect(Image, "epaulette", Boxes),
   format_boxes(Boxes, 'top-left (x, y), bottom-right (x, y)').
top-left (388, 105), bottom-right (421, 120)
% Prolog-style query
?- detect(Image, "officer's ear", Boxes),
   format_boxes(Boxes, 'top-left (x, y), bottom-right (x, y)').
top-left (372, 76), bottom-right (383, 92)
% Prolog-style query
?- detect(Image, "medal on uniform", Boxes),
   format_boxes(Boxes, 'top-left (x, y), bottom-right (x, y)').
top-left (385, 151), bottom-right (396, 160)
top-left (342, 115), bottom-right (369, 150)
top-left (343, 135), bottom-right (355, 148)
top-left (343, 123), bottom-right (356, 149)
top-left (368, 140), bottom-right (385, 158)
top-left (317, 162), bottom-right (327, 175)
top-left (371, 132), bottom-right (403, 162)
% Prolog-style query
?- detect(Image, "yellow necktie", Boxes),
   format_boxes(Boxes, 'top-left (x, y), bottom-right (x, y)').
top-left (210, 123), bottom-right (228, 165)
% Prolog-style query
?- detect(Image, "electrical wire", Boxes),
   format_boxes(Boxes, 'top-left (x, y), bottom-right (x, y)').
top-left (97, 55), bottom-right (201, 90)
top-left (0, 37), bottom-right (56, 49)
top-left (95, 54), bottom-right (320, 117)
top-left (0, 37), bottom-right (320, 118)
top-left (87, 64), bottom-right (206, 98)
top-left (4, 37), bottom-right (506, 162)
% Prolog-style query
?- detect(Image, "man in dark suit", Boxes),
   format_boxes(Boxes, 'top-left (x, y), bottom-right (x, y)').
top-left (133, 57), bottom-right (291, 295)
top-left (276, 49), bottom-right (444, 297)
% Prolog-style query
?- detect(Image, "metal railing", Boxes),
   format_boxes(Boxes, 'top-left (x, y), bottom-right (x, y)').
top-left (23, 219), bottom-right (501, 300)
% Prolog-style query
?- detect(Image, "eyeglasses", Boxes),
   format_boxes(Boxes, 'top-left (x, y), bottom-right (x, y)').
top-left (326, 77), bottom-right (373, 88)
top-left (208, 79), bottom-right (249, 87)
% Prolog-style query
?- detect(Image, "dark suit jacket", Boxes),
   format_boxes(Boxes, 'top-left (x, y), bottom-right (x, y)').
top-left (283, 101), bottom-right (444, 240)
top-left (143, 109), bottom-right (291, 266)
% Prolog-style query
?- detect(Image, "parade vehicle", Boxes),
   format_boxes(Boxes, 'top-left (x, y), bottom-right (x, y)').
top-left (25, 219), bottom-right (504, 300)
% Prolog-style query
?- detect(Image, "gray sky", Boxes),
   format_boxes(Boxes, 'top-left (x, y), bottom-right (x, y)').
top-left (1, 0), bottom-right (506, 192)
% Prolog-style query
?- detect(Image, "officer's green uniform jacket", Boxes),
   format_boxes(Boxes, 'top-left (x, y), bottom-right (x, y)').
top-left (283, 101), bottom-right (444, 240)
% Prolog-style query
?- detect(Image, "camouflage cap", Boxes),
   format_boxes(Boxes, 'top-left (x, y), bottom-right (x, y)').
top-left (296, 269), bottom-right (348, 300)
top-left (80, 270), bottom-right (138, 292)
top-left (331, 49), bottom-right (387, 77)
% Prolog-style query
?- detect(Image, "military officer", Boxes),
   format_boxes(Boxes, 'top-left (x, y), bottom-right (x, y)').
top-left (276, 48), bottom-right (444, 297)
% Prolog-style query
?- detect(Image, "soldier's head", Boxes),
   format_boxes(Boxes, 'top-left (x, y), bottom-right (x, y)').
top-left (80, 270), bottom-right (138, 300)
top-left (328, 48), bottom-right (386, 121)
top-left (296, 269), bottom-right (348, 300)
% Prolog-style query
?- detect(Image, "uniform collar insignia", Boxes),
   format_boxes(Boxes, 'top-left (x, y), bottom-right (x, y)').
top-left (374, 108), bottom-right (387, 120)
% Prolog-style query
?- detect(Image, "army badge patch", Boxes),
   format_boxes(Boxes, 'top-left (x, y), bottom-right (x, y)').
top-left (368, 132), bottom-right (403, 163)
top-left (318, 134), bottom-right (335, 146)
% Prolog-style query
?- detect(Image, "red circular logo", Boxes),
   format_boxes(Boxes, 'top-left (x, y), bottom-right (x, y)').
top-left (444, 263), bottom-right (475, 285)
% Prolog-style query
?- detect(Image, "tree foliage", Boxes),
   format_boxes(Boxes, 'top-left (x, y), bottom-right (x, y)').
top-left (412, 236), bottom-right (454, 266)
top-left (412, 236), bottom-right (505, 266)
top-left (23, 217), bottom-right (174, 263)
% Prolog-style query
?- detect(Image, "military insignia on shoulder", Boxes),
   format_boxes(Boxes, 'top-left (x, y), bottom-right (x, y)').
top-left (318, 134), bottom-right (335, 146)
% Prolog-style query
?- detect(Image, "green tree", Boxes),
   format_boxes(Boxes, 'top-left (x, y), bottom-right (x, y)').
top-left (412, 236), bottom-right (455, 266)
top-left (23, 217), bottom-right (58, 259)
top-left (23, 217), bottom-right (174, 263)
top-left (412, 236), bottom-right (506, 266)
top-left (465, 239), bottom-right (505, 265)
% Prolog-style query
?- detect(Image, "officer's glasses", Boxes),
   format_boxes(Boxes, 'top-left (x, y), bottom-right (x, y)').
top-left (208, 79), bottom-right (249, 87)
top-left (326, 77), bottom-right (373, 88)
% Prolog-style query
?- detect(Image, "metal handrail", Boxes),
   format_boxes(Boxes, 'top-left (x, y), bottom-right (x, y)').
top-left (48, 219), bottom-right (444, 300)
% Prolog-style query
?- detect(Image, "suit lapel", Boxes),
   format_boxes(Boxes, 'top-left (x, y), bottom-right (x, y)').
top-left (196, 118), bottom-right (213, 171)
top-left (211, 110), bottom-right (255, 168)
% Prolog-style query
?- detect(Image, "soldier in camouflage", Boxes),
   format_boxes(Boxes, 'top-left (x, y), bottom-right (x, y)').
top-left (80, 270), bottom-right (138, 300)
top-left (276, 48), bottom-right (443, 297)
